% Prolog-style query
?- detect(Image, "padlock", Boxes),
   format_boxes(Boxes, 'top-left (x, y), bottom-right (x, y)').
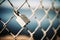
top-left (13, 11), bottom-right (30, 27)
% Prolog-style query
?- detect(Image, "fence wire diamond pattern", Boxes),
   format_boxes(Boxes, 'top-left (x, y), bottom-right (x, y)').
top-left (0, 0), bottom-right (60, 40)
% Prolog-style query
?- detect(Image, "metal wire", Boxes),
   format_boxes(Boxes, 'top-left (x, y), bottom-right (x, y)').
top-left (0, 0), bottom-right (60, 40)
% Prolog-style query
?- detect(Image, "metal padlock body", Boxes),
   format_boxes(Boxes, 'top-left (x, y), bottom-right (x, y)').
top-left (16, 14), bottom-right (30, 27)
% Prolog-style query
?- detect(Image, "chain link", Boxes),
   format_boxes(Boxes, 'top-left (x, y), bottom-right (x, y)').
top-left (0, 0), bottom-right (60, 40)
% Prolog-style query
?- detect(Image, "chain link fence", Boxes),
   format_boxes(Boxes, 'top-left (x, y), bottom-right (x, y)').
top-left (0, 0), bottom-right (60, 40)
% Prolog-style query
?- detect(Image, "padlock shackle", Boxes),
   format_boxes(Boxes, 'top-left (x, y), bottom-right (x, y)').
top-left (13, 11), bottom-right (18, 17)
top-left (14, 10), bottom-right (19, 15)
top-left (13, 10), bottom-right (20, 18)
